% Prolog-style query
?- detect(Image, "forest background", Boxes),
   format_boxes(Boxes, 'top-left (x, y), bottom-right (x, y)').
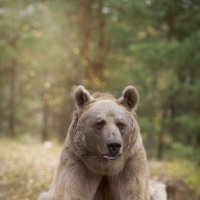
top-left (0, 0), bottom-right (200, 199)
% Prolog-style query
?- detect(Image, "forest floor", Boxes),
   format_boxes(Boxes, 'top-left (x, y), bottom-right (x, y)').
top-left (0, 139), bottom-right (199, 200)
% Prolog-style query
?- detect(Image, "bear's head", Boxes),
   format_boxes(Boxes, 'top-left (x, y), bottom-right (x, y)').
top-left (70, 85), bottom-right (141, 175)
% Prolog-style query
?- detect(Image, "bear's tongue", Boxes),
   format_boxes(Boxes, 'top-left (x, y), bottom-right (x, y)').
top-left (103, 155), bottom-right (120, 160)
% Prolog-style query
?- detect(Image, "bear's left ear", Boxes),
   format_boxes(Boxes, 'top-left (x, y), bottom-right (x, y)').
top-left (118, 86), bottom-right (139, 111)
top-left (74, 85), bottom-right (94, 109)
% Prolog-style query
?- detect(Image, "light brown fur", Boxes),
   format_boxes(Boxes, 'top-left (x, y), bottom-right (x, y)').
top-left (38, 86), bottom-right (166, 200)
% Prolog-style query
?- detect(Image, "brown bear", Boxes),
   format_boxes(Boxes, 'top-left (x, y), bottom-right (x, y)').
top-left (38, 85), bottom-right (166, 200)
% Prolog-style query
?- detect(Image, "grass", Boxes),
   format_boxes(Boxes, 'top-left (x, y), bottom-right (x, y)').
top-left (0, 139), bottom-right (61, 200)
top-left (0, 139), bottom-right (199, 200)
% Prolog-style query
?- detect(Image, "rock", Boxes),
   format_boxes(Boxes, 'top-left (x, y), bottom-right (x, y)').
top-left (166, 179), bottom-right (199, 200)
top-left (149, 180), bottom-right (167, 200)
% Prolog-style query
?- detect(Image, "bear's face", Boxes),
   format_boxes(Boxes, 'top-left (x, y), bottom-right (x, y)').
top-left (72, 85), bottom-right (140, 175)
top-left (76, 100), bottom-right (135, 160)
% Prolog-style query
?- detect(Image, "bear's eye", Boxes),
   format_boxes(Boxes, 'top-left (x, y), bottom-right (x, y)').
top-left (95, 120), bottom-right (105, 129)
top-left (116, 121), bottom-right (126, 130)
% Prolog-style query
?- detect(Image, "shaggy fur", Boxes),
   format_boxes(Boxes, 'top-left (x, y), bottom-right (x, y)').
top-left (38, 86), bottom-right (166, 200)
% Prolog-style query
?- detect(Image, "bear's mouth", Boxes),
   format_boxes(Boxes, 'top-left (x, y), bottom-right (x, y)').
top-left (103, 154), bottom-right (120, 160)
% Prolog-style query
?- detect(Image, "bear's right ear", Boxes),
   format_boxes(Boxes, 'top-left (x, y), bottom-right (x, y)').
top-left (74, 85), bottom-right (94, 109)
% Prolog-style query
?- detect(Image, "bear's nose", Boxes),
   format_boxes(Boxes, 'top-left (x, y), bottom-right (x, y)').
top-left (107, 142), bottom-right (121, 156)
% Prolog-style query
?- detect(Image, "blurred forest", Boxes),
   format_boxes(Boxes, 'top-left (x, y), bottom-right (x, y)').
top-left (0, 0), bottom-right (200, 199)
top-left (1, 0), bottom-right (200, 160)
top-left (0, 0), bottom-right (200, 161)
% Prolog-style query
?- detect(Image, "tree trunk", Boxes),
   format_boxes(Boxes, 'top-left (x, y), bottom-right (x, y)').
top-left (41, 96), bottom-right (49, 142)
top-left (167, 7), bottom-right (175, 37)
top-left (157, 111), bottom-right (168, 160)
top-left (78, 0), bottom-right (107, 86)
top-left (157, 130), bottom-right (164, 160)
top-left (7, 34), bottom-right (18, 138)
top-left (58, 96), bottom-right (74, 141)
top-left (94, 0), bottom-right (107, 81)
top-left (8, 61), bottom-right (17, 138)
top-left (79, 0), bottom-right (93, 83)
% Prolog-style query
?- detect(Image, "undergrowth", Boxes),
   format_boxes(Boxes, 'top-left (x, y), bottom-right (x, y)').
top-left (0, 139), bottom-right (199, 200)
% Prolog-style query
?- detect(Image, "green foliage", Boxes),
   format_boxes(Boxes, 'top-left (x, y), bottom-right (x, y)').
top-left (104, 0), bottom-right (200, 160)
